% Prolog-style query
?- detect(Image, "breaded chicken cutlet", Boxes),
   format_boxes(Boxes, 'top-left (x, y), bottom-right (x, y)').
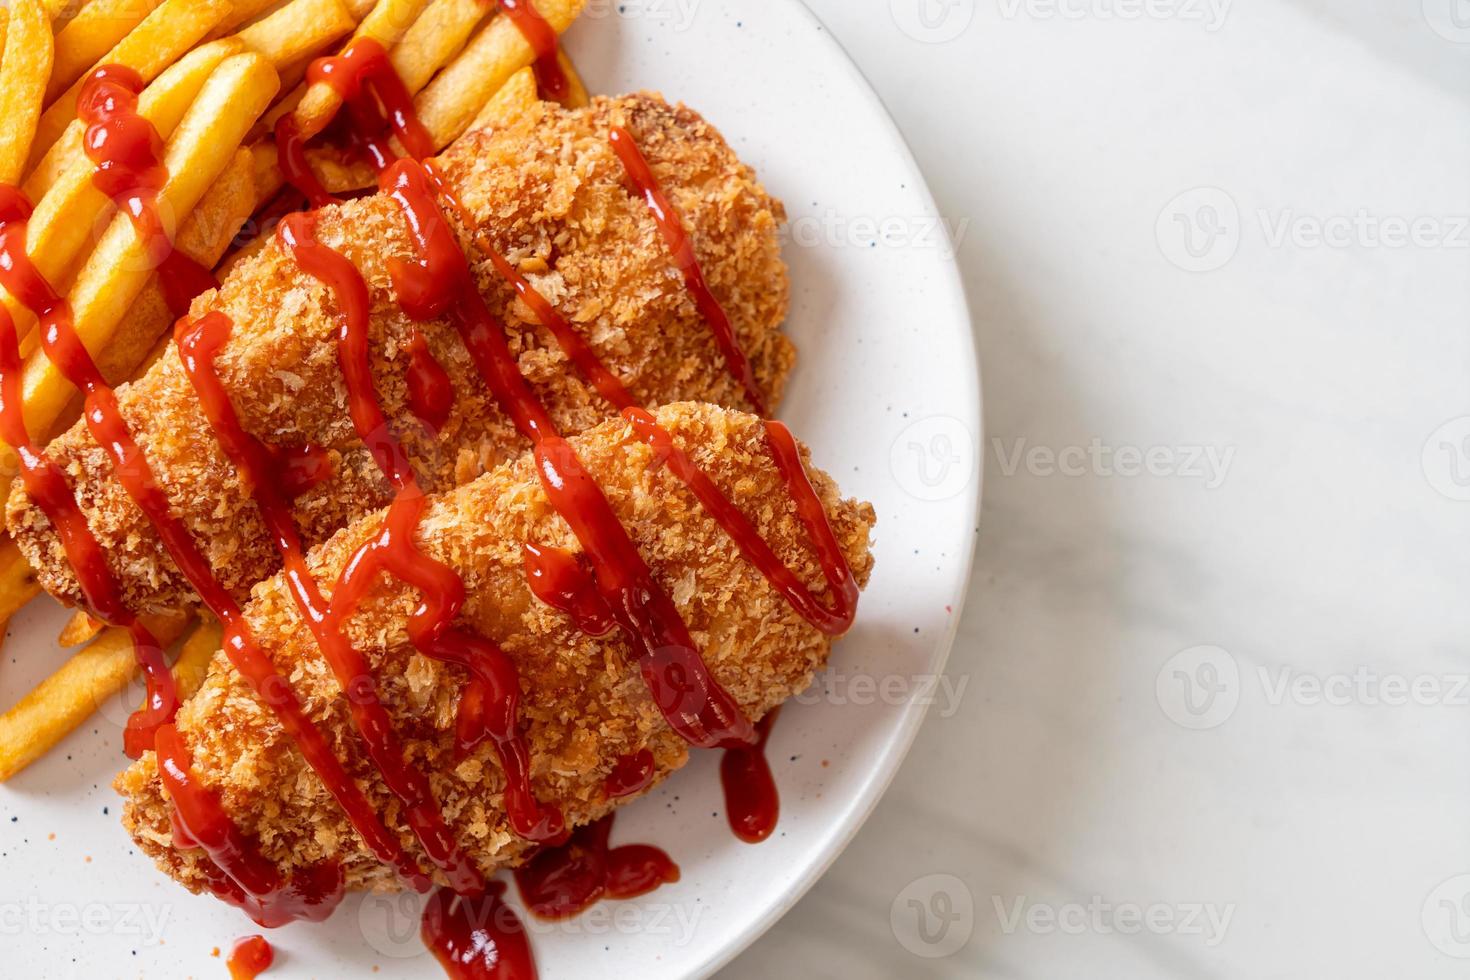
top-left (7, 93), bottom-right (793, 616)
top-left (117, 402), bottom-right (875, 895)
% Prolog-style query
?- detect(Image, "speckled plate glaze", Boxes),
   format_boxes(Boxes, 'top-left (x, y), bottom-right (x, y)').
top-left (0, 2), bottom-right (981, 976)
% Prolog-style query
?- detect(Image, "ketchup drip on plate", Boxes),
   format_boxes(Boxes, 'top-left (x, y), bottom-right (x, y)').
top-left (225, 935), bottom-right (274, 980)
top-left (513, 813), bottom-right (678, 919)
top-left (77, 65), bottom-right (218, 317)
top-left (720, 707), bottom-right (780, 843)
top-left (423, 882), bottom-right (538, 980)
top-left (497, 0), bottom-right (571, 104)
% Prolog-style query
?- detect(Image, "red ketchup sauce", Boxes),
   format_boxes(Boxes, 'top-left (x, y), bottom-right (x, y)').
top-left (275, 37), bottom-right (436, 210)
top-left (422, 882), bottom-right (538, 980)
top-left (77, 65), bottom-right (218, 317)
top-left (383, 157), bottom-right (755, 751)
top-left (497, 0), bottom-right (571, 104)
top-left (225, 934), bottom-right (274, 980)
top-left (608, 125), bottom-right (766, 415)
top-left (604, 749), bottom-right (656, 799)
top-left (720, 707), bottom-right (780, 843)
top-left (0, 187), bottom-right (176, 758)
top-left (513, 813), bottom-right (678, 919)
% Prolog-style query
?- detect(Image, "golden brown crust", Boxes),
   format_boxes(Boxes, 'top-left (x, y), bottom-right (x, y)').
top-left (7, 93), bottom-right (793, 614)
top-left (117, 403), bottom-right (875, 895)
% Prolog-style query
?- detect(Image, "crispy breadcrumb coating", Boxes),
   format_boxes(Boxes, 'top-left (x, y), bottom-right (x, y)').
top-left (7, 93), bottom-right (793, 615)
top-left (117, 403), bottom-right (875, 895)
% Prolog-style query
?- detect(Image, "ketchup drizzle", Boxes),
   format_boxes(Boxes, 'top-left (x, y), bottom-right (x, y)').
top-left (608, 125), bottom-right (765, 415)
top-left (0, 187), bottom-right (176, 757)
top-left (276, 38), bottom-right (436, 211)
top-left (423, 882), bottom-right (538, 980)
top-left (277, 210), bottom-right (563, 847)
top-left (603, 749), bottom-right (655, 800)
top-left (384, 158), bottom-right (755, 750)
top-left (225, 935), bottom-right (274, 980)
top-left (77, 65), bottom-right (218, 318)
top-left (497, 0), bottom-right (570, 104)
top-left (720, 706), bottom-right (780, 844)
top-left (512, 813), bottom-right (678, 920)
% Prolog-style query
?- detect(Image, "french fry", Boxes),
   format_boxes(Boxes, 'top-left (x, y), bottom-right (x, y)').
top-left (469, 63), bottom-right (536, 131)
top-left (94, 147), bottom-right (258, 385)
top-left (0, 614), bottom-right (188, 781)
top-left (57, 610), bottom-right (103, 647)
top-left (29, 0), bottom-right (232, 174)
top-left (48, 0), bottom-right (165, 104)
top-left (414, 0), bottom-right (586, 151)
top-left (0, 0), bottom-right (56, 186)
top-left (4, 52), bottom-right (278, 478)
top-left (24, 37), bottom-right (243, 200)
top-left (555, 48), bottom-right (589, 109)
top-left (286, 0), bottom-right (433, 139)
top-left (211, 0), bottom-right (282, 37)
top-left (170, 616), bottom-right (221, 702)
top-left (0, 537), bottom-right (41, 624)
top-left (236, 0), bottom-right (356, 69)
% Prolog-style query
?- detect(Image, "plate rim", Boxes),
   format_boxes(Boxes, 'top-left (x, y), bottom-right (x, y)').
top-left (688, 2), bottom-right (985, 976)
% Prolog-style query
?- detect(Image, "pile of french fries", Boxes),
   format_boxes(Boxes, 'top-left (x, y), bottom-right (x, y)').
top-left (0, 0), bottom-right (591, 779)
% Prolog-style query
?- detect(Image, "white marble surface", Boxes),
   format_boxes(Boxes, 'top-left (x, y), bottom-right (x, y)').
top-left (724, 1), bottom-right (1470, 977)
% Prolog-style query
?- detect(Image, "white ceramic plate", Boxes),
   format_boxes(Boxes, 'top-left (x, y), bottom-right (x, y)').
top-left (0, 2), bottom-right (981, 976)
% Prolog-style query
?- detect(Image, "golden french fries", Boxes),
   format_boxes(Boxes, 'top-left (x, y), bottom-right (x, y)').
top-left (25, 37), bottom-right (244, 200)
top-left (414, 0), bottom-right (586, 151)
top-left (236, 0), bottom-right (357, 69)
top-left (470, 63), bottom-right (537, 130)
top-left (170, 616), bottom-right (221, 702)
top-left (48, 0), bottom-right (165, 103)
top-left (0, 0), bottom-right (592, 778)
top-left (57, 610), bottom-right (103, 647)
top-left (94, 147), bottom-right (256, 384)
top-left (0, 0), bottom-right (55, 186)
top-left (0, 614), bottom-right (189, 781)
top-left (8, 52), bottom-right (277, 454)
top-left (0, 537), bottom-right (41, 624)
top-left (30, 0), bottom-right (232, 173)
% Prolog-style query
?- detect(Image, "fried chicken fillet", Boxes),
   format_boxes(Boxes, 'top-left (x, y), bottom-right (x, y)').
top-left (116, 403), bottom-right (875, 894)
top-left (7, 93), bottom-right (792, 615)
